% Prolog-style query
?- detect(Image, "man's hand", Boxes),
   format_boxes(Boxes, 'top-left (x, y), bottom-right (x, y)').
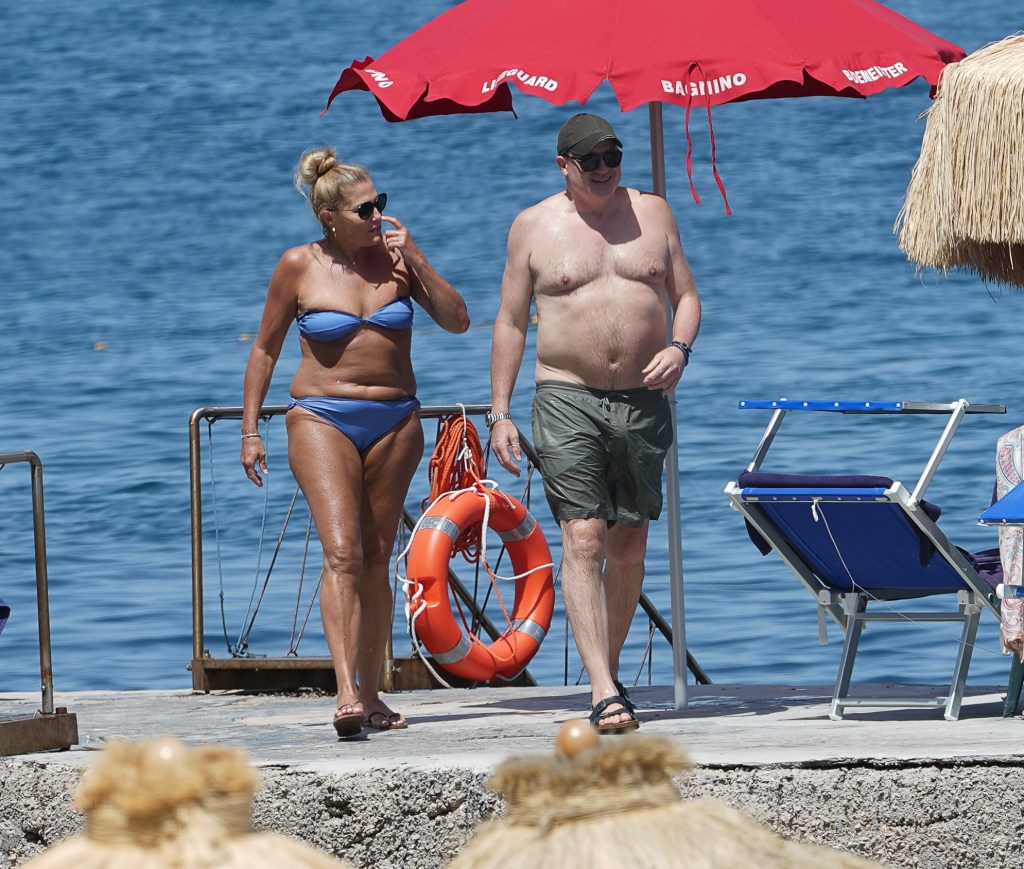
top-left (642, 344), bottom-right (688, 395)
top-left (489, 418), bottom-right (523, 476)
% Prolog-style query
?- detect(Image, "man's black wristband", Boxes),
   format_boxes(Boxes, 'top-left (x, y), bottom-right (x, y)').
top-left (669, 340), bottom-right (692, 362)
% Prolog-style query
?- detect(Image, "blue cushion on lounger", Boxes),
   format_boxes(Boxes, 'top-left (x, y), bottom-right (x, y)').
top-left (736, 472), bottom-right (942, 562)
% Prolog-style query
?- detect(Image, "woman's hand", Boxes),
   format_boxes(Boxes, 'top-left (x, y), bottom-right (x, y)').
top-left (381, 215), bottom-right (424, 265)
top-left (241, 436), bottom-right (268, 487)
top-left (384, 214), bottom-right (470, 334)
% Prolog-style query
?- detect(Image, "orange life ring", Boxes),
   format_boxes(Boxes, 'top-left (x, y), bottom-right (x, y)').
top-left (406, 487), bottom-right (555, 682)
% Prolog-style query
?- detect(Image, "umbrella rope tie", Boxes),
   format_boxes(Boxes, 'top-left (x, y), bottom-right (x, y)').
top-left (424, 406), bottom-right (486, 560)
top-left (683, 61), bottom-right (732, 215)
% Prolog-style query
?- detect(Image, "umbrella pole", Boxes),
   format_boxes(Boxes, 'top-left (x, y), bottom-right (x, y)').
top-left (649, 102), bottom-right (689, 710)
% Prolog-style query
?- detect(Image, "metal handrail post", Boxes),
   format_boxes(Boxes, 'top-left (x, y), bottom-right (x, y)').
top-left (188, 408), bottom-right (207, 671)
top-left (189, 404), bottom-right (291, 673)
top-left (0, 451), bottom-right (55, 714)
top-left (28, 453), bottom-right (55, 715)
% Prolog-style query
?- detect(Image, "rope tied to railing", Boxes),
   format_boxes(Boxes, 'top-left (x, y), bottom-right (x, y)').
top-left (425, 405), bottom-right (486, 562)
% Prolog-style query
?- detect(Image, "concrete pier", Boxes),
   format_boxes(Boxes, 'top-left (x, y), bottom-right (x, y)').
top-left (2, 684), bottom-right (1023, 868)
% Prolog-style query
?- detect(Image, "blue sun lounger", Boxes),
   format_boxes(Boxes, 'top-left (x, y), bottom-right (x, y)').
top-left (725, 399), bottom-right (1005, 720)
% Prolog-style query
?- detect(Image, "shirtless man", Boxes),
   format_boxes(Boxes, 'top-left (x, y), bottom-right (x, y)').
top-left (488, 113), bottom-right (701, 733)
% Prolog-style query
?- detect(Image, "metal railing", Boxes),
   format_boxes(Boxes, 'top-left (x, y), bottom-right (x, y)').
top-left (188, 404), bottom-right (708, 691)
top-left (0, 451), bottom-right (78, 755)
top-left (188, 403), bottom-right (520, 690)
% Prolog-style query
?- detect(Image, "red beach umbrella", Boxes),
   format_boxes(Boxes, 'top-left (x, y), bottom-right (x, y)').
top-left (325, 0), bottom-right (964, 209)
top-left (324, 0), bottom-right (964, 708)
top-left (328, 0), bottom-right (963, 121)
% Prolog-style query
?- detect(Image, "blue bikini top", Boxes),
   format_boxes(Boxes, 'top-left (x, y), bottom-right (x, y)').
top-left (297, 296), bottom-right (414, 343)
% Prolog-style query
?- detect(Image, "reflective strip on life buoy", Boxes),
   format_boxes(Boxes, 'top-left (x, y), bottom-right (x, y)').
top-left (406, 488), bottom-right (555, 682)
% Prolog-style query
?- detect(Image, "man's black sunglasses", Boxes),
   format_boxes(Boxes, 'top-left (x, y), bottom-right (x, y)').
top-left (568, 149), bottom-right (623, 172)
top-left (339, 192), bottom-right (387, 220)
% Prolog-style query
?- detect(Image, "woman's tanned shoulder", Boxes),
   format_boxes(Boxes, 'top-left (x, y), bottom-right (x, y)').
top-left (273, 242), bottom-right (319, 274)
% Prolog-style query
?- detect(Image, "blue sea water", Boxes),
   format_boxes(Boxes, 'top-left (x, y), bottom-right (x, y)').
top-left (1, 1), bottom-right (1022, 695)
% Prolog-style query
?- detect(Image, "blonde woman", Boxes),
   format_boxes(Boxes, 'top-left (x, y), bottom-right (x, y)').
top-left (241, 146), bottom-right (469, 737)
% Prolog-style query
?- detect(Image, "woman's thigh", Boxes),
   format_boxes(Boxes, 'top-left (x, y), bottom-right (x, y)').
top-left (286, 409), bottom-right (365, 551)
top-left (360, 413), bottom-right (424, 559)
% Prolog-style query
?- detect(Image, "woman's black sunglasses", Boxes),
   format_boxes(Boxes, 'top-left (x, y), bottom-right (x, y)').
top-left (340, 192), bottom-right (387, 220)
top-left (569, 149), bottom-right (623, 172)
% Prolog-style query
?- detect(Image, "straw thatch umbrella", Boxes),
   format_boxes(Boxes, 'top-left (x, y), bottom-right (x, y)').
top-left (897, 34), bottom-right (1024, 288)
top-left (23, 737), bottom-right (353, 869)
top-left (447, 721), bottom-right (880, 869)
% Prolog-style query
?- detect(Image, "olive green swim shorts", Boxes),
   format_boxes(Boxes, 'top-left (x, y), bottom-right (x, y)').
top-left (531, 380), bottom-right (673, 527)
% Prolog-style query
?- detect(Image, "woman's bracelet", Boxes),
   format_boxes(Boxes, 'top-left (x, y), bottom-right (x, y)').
top-left (241, 432), bottom-right (262, 439)
top-left (669, 340), bottom-right (692, 362)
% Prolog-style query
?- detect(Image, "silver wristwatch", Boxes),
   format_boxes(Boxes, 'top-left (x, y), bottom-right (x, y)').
top-left (485, 411), bottom-right (513, 428)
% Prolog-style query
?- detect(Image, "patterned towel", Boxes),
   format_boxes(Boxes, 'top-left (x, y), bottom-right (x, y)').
top-left (996, 426), bottom-right (1024, 656)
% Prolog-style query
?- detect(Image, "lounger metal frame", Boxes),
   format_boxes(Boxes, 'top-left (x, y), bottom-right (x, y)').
top-left (725, 399), bottom-right (1004, 721)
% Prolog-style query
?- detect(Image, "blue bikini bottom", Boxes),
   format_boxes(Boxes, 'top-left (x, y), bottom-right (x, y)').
top-left (289, 395), bottom-right (420, 453)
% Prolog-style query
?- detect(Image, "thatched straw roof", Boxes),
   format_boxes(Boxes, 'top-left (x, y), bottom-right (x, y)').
top-left (448, 722), bottom-right (880, 869)
top-left (896, 34), bottom-right (1024, 288)
top-left (23, 738), bottom-right (352, 869)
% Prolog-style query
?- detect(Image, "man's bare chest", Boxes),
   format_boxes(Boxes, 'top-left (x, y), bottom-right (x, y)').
top-left (532, 233), bottom-right (669, 296)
